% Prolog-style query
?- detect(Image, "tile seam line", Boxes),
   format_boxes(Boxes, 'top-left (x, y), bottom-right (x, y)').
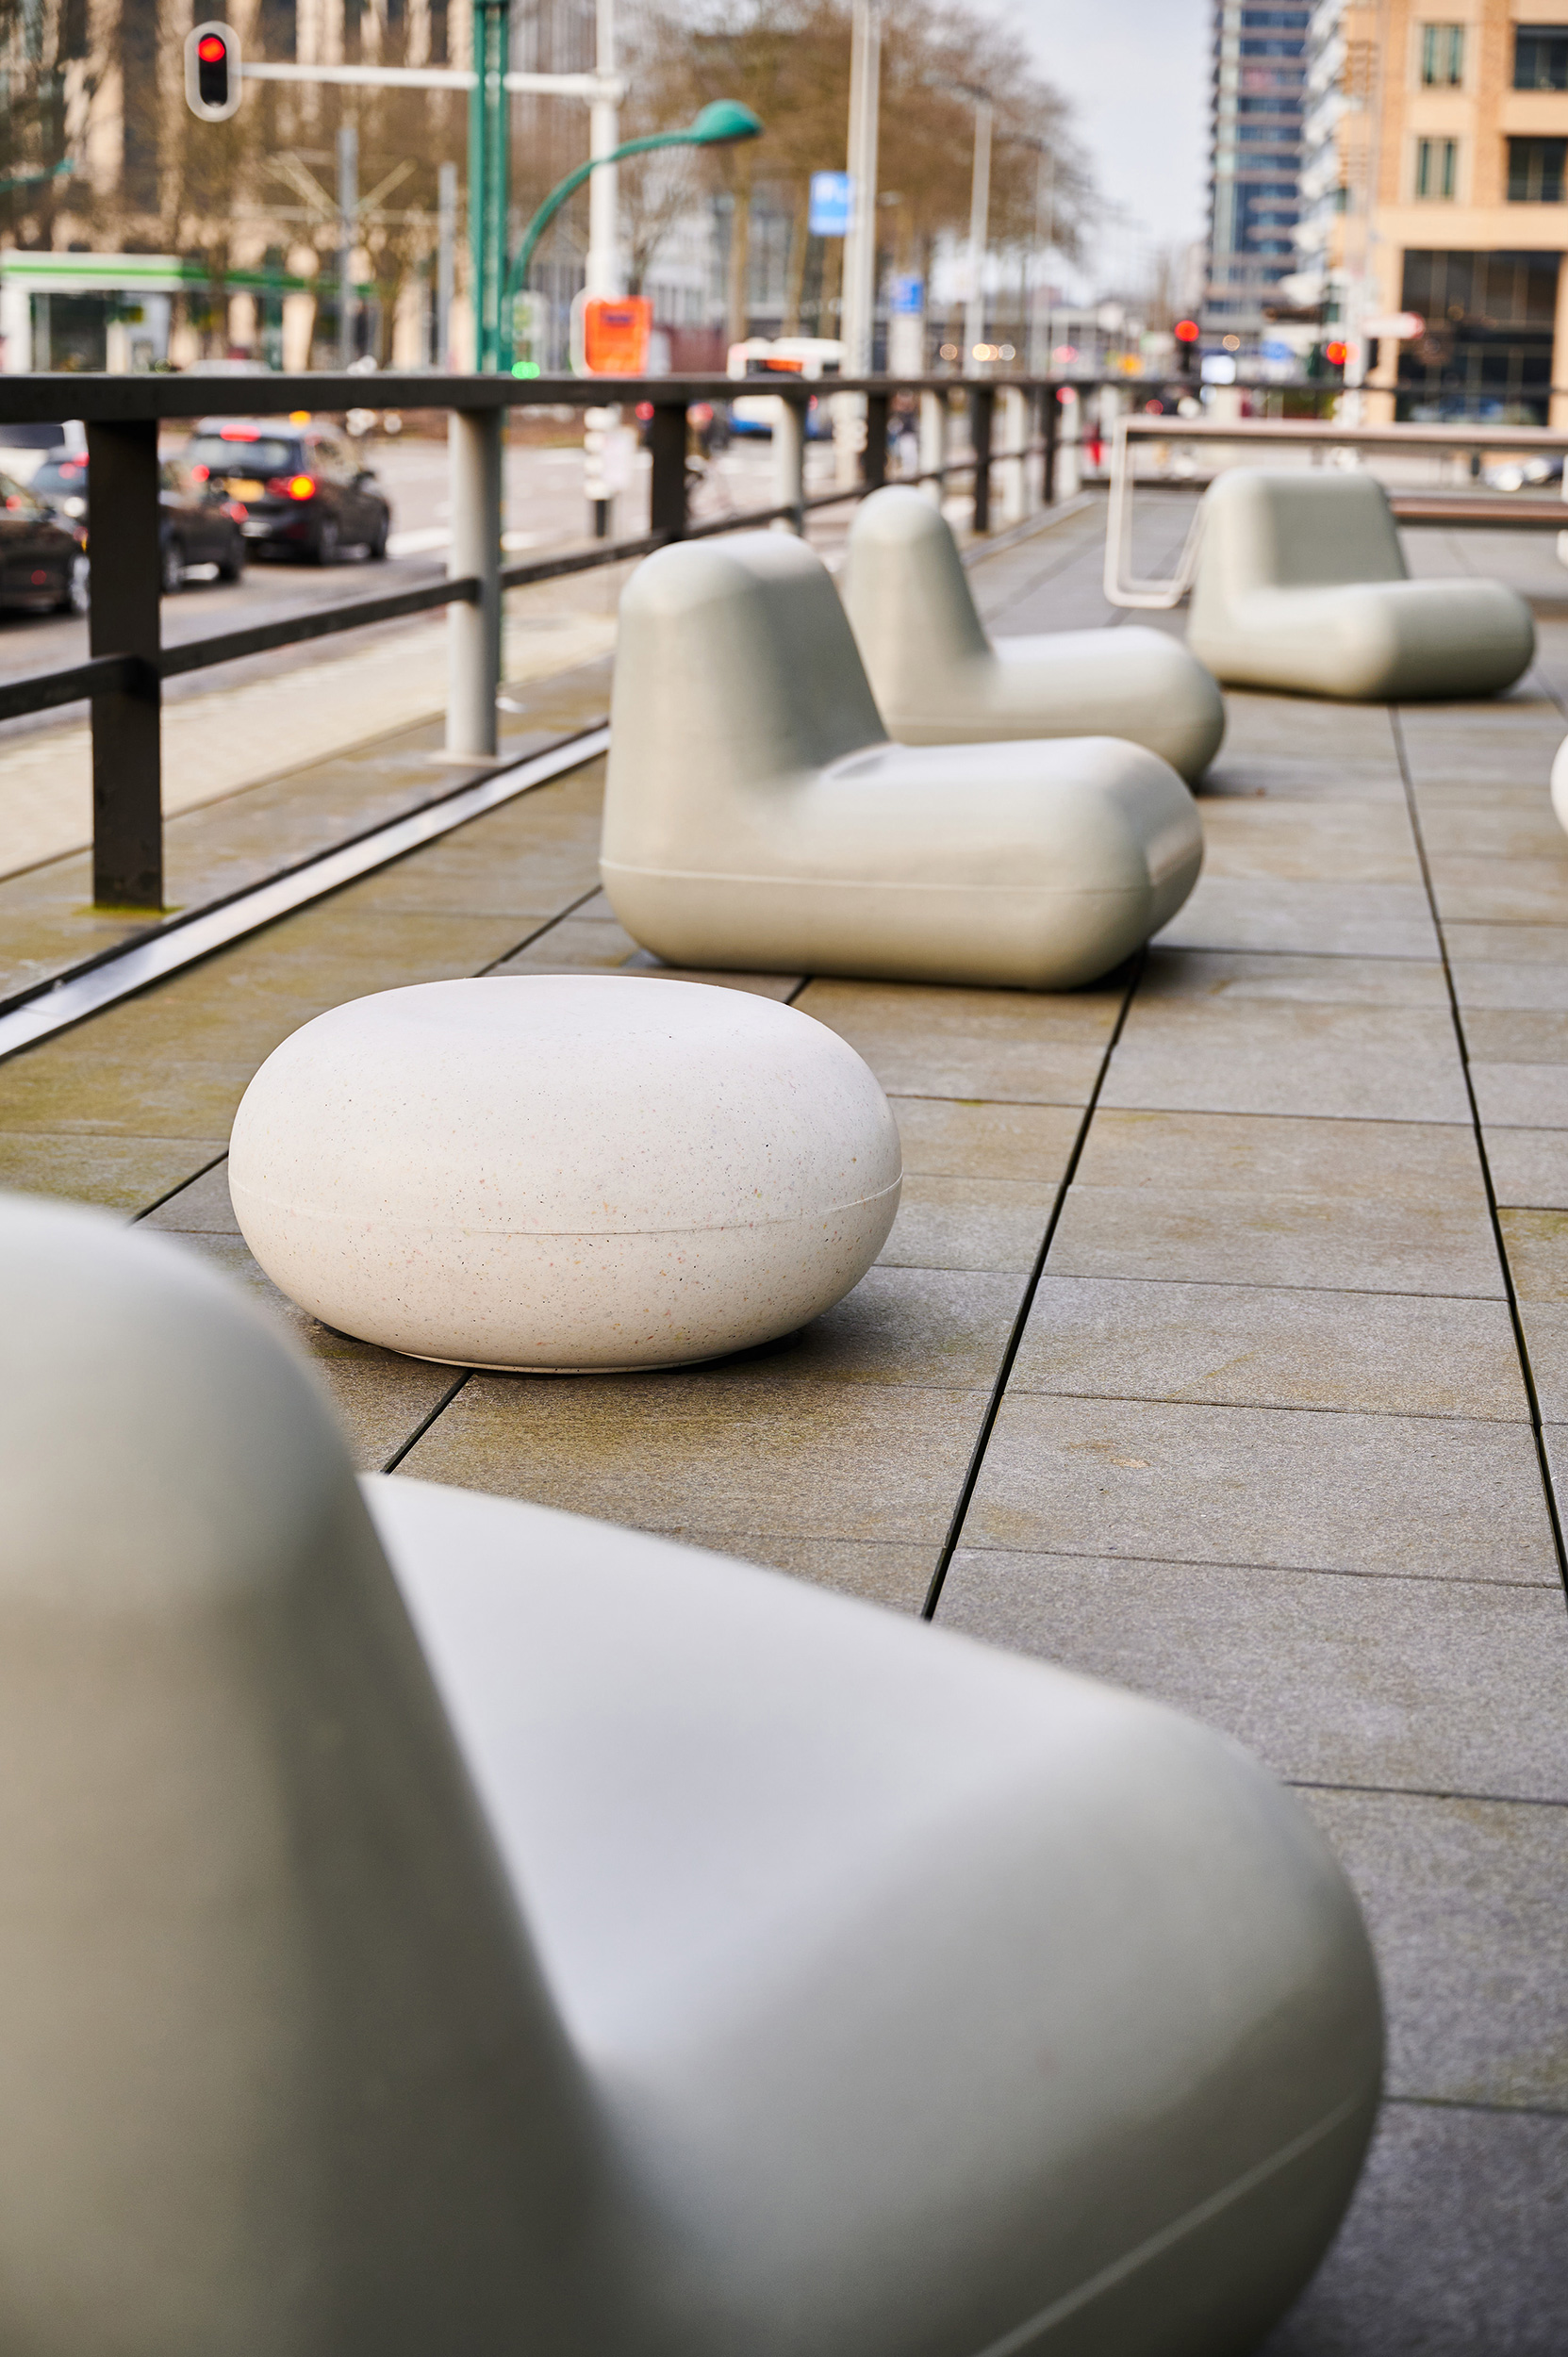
top-left (997, 1385), bottom-right (1529, 1425)
top-left (381, 1373), bottom-right (473, 1474)
top-left (1383, 2094), bottom-right (1568, 2119)
top-left (1030, 1269), bottom-right (1510, 1304)
top-left (919, 953), bottom-right (1146, 1622)
top-left (950, 1541), bottom-right (1555, 1590)
top-left (1392, 702), bottom-right (1568, 1602)
top-left (1287, 1777), bottom-right (1568, 1812)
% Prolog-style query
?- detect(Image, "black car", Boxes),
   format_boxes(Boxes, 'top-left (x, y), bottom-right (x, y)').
top-left (31, 453), bottom-right (247, 593)
top-left (0, 471), bottom-right (82, 614)
top-left (184, 420), bottom-right (391, 564)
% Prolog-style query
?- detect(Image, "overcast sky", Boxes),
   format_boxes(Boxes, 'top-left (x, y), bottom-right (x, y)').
top-left (982, 0), bottom-right (1212, 283)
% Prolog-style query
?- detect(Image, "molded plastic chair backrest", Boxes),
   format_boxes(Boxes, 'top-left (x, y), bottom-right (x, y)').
top-left (1199, 467), bottom-right (1409, 596)
top-left (608, 530), bottom-right (885, 803)
top-left (0, 1193), bottom-right (600, 2356)
top-left (841, 486), bottom-right (992, 692)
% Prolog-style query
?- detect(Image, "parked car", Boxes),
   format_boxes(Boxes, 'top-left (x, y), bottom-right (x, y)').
top-left (0, 471), bottom-right (83, 614)
top-left (183, 420), bottom-right (391, 563)
top-left (31, 454), bottom-right (247, 592)
top-left (0, 420), bottom-right (83, 486)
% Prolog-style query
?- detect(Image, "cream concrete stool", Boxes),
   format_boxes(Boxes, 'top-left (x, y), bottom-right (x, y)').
top-left (1187, 467), bottom-right (1535, 700)
top-left (842, 484), bottom-right (1226, 783)
top-left (0, 1191), bottom-right (1383, 2357)
top-left (228, 974), bottom-right (901, 1371)
top-left (601, 532), bottom-right (1203, 992)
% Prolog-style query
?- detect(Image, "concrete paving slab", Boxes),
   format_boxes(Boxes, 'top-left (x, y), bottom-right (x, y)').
top-left (877, 1174), bottom-right (1060, 1272)
top-left (1444, 920), bottom-right (1568, 965)
top-left (1471, 1062), bottom-right (1568, 1127)
top-left (1260, 2102), bottom-right (1568, 2356)
top-left (1156, 876), bottom-right (1440, 960)
top-left (140, 1158), bottom-right (239, 1234)
top-left (963, 1393), bottom-right (1559, 1582)
top-left (794, 978), bottom-right (1124, 1103)
top-left (667, 1532), bottom-right (939, 1614)
top-left (399, 1371), bottom-right (991, 1545)
top-left (1050, 1180), bottom-right (1504, 1295)
top-left (1196, 799), bottom-right (1421, 884)
top-left (1300, 1788), bottom-right (1568, 2109)
top-left (1450, 957), bottom-right (1568, 1011)
top-left (1415, 803), bottom-right (1566, 861)
top-left (1428, 856), bottom-right (1568, 924)
top-left (935, 1552), bottom-right (1568, 1800)
top-left (1488, 1129), bottom-right (1568, 1208)
top-left (1076, 1106), bottom-right (1489, 1204)
top-left (1139, 948), bottom-right (1448, 1009)
top-left (887, 1095), bottom-right (1081, 1182)
top-left (1464, 1008), bottom-right (1568, 1062)
top-left (1101, 999), bottom-right (1470, 1124)
top-left (0, 1132), bottom-right (227, 1214)
top-left (1015, 1274), bottom-right (1527, 1417)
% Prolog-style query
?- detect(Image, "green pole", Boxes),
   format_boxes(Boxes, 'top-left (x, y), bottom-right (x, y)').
top-left (502, 104), bottom-right (764, 376)
top-left (470, 0), bottom-right (510, 371)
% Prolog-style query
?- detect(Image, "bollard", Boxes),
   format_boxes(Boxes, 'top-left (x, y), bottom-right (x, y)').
top-left (771, 394), bottom-right (806, 533)
top-left (88, 419), bottom-right (163, 909)
top-left (446, 404), bottom-right (503, 761)
top-left (864, 391), bottom-right (890, 493)
top-left (1056, 387), bottom-right (1081, 498)
top-left (918, 387), bottom-right (947, 509)
top-left (1041, 387), bottom-right (1058, 506)
top-left (999, 385), bottom-right (1028, 525)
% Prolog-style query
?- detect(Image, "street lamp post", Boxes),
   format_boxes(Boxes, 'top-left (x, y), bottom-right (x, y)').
top-left (502, 100), bottom-right (764, 371)
top-left (965, 95), bottom-right (993, 368)
top-left (470, 0), bottom-right (511, 373)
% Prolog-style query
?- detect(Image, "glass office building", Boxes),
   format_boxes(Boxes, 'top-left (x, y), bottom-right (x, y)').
top-left (1204, 2), bottom-right (1311, 346)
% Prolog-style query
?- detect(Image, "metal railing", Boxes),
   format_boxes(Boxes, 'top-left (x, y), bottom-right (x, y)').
top-left (0, 368), bottom-right (1116, 912)
top-left (1105, 412), bottom-right (1568, 610)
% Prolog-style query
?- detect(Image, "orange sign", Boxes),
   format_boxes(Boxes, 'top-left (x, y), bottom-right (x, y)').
top-left (581, 295), bottom-right (653, 376)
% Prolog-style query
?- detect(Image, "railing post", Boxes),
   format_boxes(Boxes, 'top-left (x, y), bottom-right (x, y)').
top-left (446, 404), bottom-right (503, 760)
top-left (1043, 386), bottom-right (1059, 506)
top-left (864, 390), bottom-right (890, 493)
top-left (970, 384), bottom-right (995, 535)
top-left (999, 384), bottom-right (1027, 524)
top-left (649, 399), bottom-right (688, 542)
top-left (88, 418), bottom-right (162, 910)
top-left (1057, 387), bottom-right (1081, 498)
top-left (918, 387), bottom-right (947, 507)
top-left (770, 393), bottom-right (806, 532)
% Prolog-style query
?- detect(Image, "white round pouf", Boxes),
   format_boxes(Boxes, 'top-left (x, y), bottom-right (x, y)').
top-left (228, 976), bottom-right (903, 1372)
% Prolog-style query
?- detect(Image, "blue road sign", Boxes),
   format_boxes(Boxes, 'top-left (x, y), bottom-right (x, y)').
top-left (809, 171), bottom-right (853, 237)
top-left (891, 273), bottom-right (923, 315)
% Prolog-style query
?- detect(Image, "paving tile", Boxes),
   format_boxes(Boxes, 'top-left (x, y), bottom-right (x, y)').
top-left (670, 1532), bottom-right (938, 1614)
top-left (1450, 958), bottom-right (1568, 1011)
top-left (878, 1174), bottom-right (1058, 1272)
top-left (793, 977), bottom-right (1123, 1102)
top-left (156, 1230), bottom-right (461, 1471)
top-left (1195, 799), bottom-right (1420, 883)
top-left (0, 1132), bottom-right (226, 1215)
top-left (1487, 1127), bottom-right (1568, 1209)
top-left (1155, 878), bottom-right (1439, 960)
top-left (491, 910), bottom-right (646, 973)
top-left (1470, 1063), bottom-right (1568, 1128)
top-left (887, 1095), bottom-right (1081, 1182)
top-left (1463, 1008), bottom-right (1568, 1063)
top-left (719, 1265), bottom-right (1026, 1387)
top-left (1076, 1107), bottom-right (1489, 1205)
top-left (400, 1372), bottom-right (990, 1544)
top-left (1101, 1000), bottom-right (1469, 1123)
top-left (1049, 1181), bottom-right (1503, 1296)
top-left (1015, 1275), bottom-right (1527, 1417)
top-left (963, 1394), bottom-right (1559, 1582)
top-left (1444, 920), bottom-right (1568, 967)
top-left (1300, 1788), bottom-right (1568, 2109)
top-left (1260, 2102), bottom-right (1568, 2356)
top-left (0, 1041), bottom-right (264, 1141)
top-left (1428, 857), bottom-right (1568, 925)
top-left (1140, 948), bottom-right (1447, 1010)
top-left (935, 1553), bottom-right (1568, 1800)
top-left (139, 1157), bottom-right (239, 1234)
top-left (1415, 803), bottom-right (1567, 861)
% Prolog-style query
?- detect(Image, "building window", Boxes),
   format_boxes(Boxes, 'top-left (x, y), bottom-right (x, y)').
top-left (1415, 138), bottom-right (1459, 198)
top-left (1515, 26), bottom-right (1568, 91)
top-left (1421, 25), bottom-right (1464, 85)
top-left (1508, 137), bottom-right (1568, 201)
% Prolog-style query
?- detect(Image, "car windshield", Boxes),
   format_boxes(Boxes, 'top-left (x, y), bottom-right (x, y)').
top-left (186, 435), bottom-right (295, 476)
top-left (0, 475), bottom-right (44, 517)
top-left (0, 424), bottom-right (69, 451)
top-left (32, 456), bottom-right (88, 496)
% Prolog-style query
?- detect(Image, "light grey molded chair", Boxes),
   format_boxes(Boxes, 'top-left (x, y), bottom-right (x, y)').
top-left (1186, 467), bottom-right (1535, 700)
top-left (601, 532), bottom-right (1203, 993)
top-left (0, 1191), bottom-right (1383, 2357)
top-left (842, 486), bottom-right (1226, 783)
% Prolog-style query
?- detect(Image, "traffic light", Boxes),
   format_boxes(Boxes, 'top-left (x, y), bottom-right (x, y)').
top-left (1174, 318), bottom-right (1199, 377)
top-left (185, 21), bottom-right (242, 121)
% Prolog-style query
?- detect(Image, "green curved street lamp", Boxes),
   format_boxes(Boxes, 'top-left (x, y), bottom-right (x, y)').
top-left (504, 100), bottom-right (764, 375)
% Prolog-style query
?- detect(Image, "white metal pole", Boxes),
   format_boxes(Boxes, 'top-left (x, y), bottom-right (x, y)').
top-left (842, 0), bottom-right (881, 374)
top-left (436, 159), bottom-right (457, 369)
top-left (964, 97), bottom-right (992, 366)
top-left (1030, 145), bottom-right (1053, 375)
top-left (338, 122), bottom-right (358, 368)
top-left (586, 0), bottom-right (619, 297)
top-left (447, 407), bottom-right (503, 759)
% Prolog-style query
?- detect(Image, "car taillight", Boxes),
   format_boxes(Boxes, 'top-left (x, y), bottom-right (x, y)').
top-left (635, 402), bottom-right (653, 420)
top-left (223, 502), bottom-right (247, 523)
top-left (190, 463), bottom-right (209, 482)
top-left (267, 473), bottom-right (318, 502)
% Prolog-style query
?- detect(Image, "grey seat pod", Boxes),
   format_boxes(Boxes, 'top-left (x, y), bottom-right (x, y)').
top-left (1186, 467), bottom-right (1535, 701)
top-left (600, 532), bottom-right (1204, 993)
top-left (842, 485), bottom-right (1227, 783)
top-left (0, 1191), bottom-right (1383, 2357)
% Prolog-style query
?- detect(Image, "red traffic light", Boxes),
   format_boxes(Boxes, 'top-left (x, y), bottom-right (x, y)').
top-left (186, 20), bottom-right (242, 118)
top-left (1173, 319), bottom-right (1199, 344)
top-left (197, 32), bottom-right (226, 60)
top-left (1326, 340), bottom-right (1348, 367)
